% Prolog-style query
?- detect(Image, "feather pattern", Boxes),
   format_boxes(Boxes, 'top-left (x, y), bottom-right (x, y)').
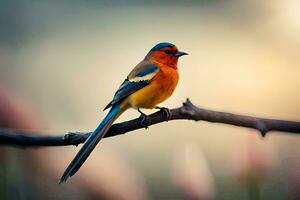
top-left (104, 63), bottom-right (158, 110)
top-left (60, 102), bottom-right (123, 183)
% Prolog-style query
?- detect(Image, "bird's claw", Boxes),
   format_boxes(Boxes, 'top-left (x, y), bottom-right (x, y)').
top-left (155, 106), bottom-right (171, 120)
top-left (138, 109), bottom-right (150, 129)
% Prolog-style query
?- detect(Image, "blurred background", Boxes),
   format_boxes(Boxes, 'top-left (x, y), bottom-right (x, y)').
top-left (0, 0), bottom-right (300, 199)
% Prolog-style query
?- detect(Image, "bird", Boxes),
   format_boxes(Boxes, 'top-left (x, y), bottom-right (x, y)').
top-left (60, 42), bottom-right (187, 183)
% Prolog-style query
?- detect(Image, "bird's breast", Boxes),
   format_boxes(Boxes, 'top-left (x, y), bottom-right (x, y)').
top-left (128, 66), bottom-right (179, 109)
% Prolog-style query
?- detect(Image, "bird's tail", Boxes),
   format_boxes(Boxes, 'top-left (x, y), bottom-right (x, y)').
top-left (59, 102), bottom-right (124, 183)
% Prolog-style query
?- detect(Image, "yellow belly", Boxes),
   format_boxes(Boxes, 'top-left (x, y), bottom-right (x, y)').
top-left (128, 66), bottom-right (179, 109)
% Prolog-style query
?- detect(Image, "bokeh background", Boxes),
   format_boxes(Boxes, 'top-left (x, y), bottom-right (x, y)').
top-left (0, 0), bottom-right (300, 199)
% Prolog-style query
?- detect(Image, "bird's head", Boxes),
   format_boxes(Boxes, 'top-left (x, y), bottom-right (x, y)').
top-left (145, 42), bottom-right (188, 68)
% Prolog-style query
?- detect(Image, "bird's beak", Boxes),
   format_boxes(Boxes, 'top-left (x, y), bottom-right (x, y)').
top-left (175, 51), bottom-right (188, 57)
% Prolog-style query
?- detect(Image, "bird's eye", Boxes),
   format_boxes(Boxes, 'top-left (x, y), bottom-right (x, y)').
top-left (164, 50), bottom-right (172, 55)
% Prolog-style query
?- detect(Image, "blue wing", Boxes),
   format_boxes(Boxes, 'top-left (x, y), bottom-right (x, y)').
top-left (104, 64), bottom-right (158, 110)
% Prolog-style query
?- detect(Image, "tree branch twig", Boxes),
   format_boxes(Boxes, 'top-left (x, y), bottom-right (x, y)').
top-left (1, 99), bottom-right (299, 147)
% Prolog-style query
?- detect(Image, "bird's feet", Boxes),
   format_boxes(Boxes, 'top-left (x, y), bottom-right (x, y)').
top-left (155, 106), bottom-right (171, 120)
top-left (138, 109), bottom-right (150, 129)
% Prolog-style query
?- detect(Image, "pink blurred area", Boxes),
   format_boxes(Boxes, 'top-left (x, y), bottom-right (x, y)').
top-left (229, 134), bottom-right (276, 183)
top-left (0, 84), bottom-right (42, 129)
top-left (0, 85), bottom-right (148, 199)
top-left (289, 158), bottom-right (300, 200)
top-left (172, 144), bottom-right (215, 200)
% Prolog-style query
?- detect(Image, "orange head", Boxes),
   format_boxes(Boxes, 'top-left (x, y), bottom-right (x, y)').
top-left (145, 42), bottom-right (188, 69)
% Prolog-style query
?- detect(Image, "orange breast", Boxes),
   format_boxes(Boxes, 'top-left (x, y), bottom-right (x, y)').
top-left (128, 65), bottom-right (179, 109)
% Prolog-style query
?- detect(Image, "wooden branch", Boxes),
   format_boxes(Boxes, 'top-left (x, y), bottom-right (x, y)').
top-left (0, 99), bottom-right (299, 147)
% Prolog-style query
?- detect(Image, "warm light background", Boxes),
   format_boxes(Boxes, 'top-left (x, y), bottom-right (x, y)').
top-left (0, 0), bottom-right (299, 199)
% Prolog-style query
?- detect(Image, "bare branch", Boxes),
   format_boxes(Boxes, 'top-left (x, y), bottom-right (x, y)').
top-left (0, 99), bottom-right (299, 147)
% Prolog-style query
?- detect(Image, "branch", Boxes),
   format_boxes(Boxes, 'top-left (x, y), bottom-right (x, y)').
top-left (1, 99), bottom-right (300, 147)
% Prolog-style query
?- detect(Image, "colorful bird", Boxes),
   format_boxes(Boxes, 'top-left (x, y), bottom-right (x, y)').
top-left (60, 42), bottom-right (187, 183)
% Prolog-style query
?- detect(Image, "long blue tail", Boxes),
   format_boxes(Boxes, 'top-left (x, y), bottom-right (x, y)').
top-left (59, 103), bottom-right (122, 183)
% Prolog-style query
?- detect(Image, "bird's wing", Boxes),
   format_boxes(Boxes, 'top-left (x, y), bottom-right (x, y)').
top-left (104, 61), bottom-right (159, 110)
